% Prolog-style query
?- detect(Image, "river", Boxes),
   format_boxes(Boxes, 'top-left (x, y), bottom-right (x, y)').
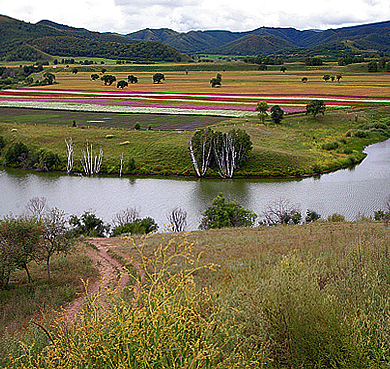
top-left (1, 139), bottom-right (390, 231)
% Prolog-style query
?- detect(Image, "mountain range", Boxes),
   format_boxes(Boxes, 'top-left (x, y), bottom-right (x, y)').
top-left (126, 21), bottom-right (390, 56)
top-left (1, 14), bottom-right (390, 62)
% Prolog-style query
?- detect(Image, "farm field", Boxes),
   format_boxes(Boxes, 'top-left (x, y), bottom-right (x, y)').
top-left (1, 62), bottom-right (390, 177)
top-left (2, 64), bottom-right (390, 117)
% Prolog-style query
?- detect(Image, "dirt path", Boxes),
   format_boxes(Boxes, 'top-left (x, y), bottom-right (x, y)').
top-left (65, 238), bottom-right (130, 322)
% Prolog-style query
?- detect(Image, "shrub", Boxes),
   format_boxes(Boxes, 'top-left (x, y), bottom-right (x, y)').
top-left (260, 198), bottom-right (302, 226)
top-left (199, 193), bottom-right (256, 230)
top-left (4, 141), bottom-right (29, 166)
top-left (0, 136), bottom-right (5, 152)
top-left (69, 211), bottom-right (110, 237)
top-left (322, 141), bottom-right (339, 150)
top-left (305, 209), bottom-right (321, 223)
top-left (111, 217), bottom-right (158, 236)
top-left (35, 148), bottom-right (61, 171)
top-left (327, 213), bottom-right (345, 222)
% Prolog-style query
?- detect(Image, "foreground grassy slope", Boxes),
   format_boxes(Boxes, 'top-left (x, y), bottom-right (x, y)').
top-left (0, 105), bottom-right (388, 177)
top-left (3, 221), bottom-right (390, 368)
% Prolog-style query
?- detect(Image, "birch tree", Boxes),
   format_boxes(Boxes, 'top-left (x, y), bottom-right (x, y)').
top-left (188, 128), bottom-right (214, 177)
top-left (65, 138), bottom-right (74, 174)
top-left (213, 129), bottom-right (252, 178)
top-left (80, 140), bottom-right (103, 176)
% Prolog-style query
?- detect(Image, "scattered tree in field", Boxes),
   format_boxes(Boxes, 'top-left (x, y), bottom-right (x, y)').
top-left (128, 75), bottom-right (138, 83)
top-left (101, 74), bottom-right (116, 85)
top-left (336, 74), bottom-right (342, 82)
top-left (188, 127), bottom-right (214, 177)
top-left (379, 57), bottom-right (386, 69)
top-left (133, 123), bottom-right (141, 130)
top-left (91, 74), bottom-right (99, 80)
top-left (258, 64), bottom-right (267, 71)
top-left (117, 80), bottom-right (128, 89)
top-left (213, 129), bottom-right (252, 178)
top-left (331, 76), bottom-right (335, 82)
top-left (280, 66), bottom-right (287, 73)
top-left (0, 216), bottom-right (42, 287)
top-left (199, 193), bottom-right (256, 230)
top-left (270, 105), bottom-right (284, 124)
top-left (71, 68), bottom-right (78, 74)
top-left (153, 73), bottom-right (165, 83)
top-left (322, 74), bottom-right (331, 82)
top-left (166, 207), bottom-right (187, 232)
top-left (302, 77), bottom-right (308, 83)
top-left (260, 198), bottom-right (302, 226)
top-left (306, 100), bottom-right (326, 118)
top-left (255, 101), bottom-right (269, 123)
top-left (368, 61), bottom-right (378, 72)
top-left (41, 208), bottom-right (74, 288)
top-left (101, 68), bottom-right (107, 74)
top-left (43, 72), bottom-right (55, 85)
top-left (210, 73), bottom-right (222, 87)
top-left (69, 211), bottom-right (109, 237)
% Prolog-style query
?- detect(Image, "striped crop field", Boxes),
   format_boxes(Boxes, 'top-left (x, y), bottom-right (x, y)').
top-left (2, 67), bottom-right (390, 117)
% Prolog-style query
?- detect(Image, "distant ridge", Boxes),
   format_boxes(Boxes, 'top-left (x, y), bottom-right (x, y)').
top-left (1, 14), bottom-right (390, 61)
top-left (126, 21), bottom-right (390, 55)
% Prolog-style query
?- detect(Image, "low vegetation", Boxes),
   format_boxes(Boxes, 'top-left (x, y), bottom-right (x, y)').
top-left (2, 217), bottom-right (390, 367)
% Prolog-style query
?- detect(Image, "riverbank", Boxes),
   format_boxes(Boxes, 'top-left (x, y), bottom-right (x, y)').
top-left (1, 105), bottom-right (389, 178)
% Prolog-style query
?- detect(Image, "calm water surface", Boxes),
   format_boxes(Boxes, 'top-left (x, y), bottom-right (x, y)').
top-left (1, 139), bottom-right (390, 230)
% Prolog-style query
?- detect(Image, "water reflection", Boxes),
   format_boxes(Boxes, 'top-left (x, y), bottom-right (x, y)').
top-left (1, 139), bottom-right (390, 230)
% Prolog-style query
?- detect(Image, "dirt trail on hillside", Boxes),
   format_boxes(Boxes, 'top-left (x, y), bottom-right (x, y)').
top-left (65, 238), bottom-right (129, 323)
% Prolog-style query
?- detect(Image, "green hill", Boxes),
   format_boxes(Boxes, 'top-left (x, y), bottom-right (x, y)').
top-left (0, 15), bottom-right (187, 62)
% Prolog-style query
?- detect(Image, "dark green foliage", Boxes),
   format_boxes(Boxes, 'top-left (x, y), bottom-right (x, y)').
top-left (133, 123), bottom-right (141, 130)
top-left (117, 80), bottom-right (128, 89)
top-left (301, 77), bottom-right (308, 83)
top-left (305, 57), bottom-right (323, 66)
top-left (270, 105), bottom-right (284, 124)
top-left (35, 148), bottom-right (61, 171)
top-left (305, 209), bottom-right (321, 223)
top-left (210, 73), bottom-right (222, 87)
top-left (255, 101), bottom-right (269, 123)
top-left (368, 60), bottom-right (378, 72)
top-left (4, 142), bottom-right (29, 167)
top-left (90, 74), bottom-right (99, 80)
top-left (322, 74), bottom-right (331, 82)
top-left (199, 193), bottom-right (256, 230)
top-left (322, 141), bottom-right (339, 150)
top-left (0, 136), bottom-right (5, 152)
top-left (153, 73), bottom-right (165, 83)
top-left (128, 75), bottom-right (138, 83)
top-left (111, 217), bottom-right (158, 236)
top-left (101, 74), bottom-right (116, 85)
top-left (69, 211), bottom-right (109, 237)
top-left (71, 68), bottom-right (78, 74)
top-left (306, 100), bottom-right (326, 118)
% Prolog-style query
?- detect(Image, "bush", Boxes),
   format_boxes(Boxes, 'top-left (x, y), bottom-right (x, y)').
top-left (305, 209), bottom-right (321, 223)
top-left (0, 136), bottom-right (5, 152)
top-left (260, 198), bottom-right (302, 226)
top-left (327, 213), bottom-right (345, 222)
top-left (69, 211), bottom-right (110, 237)
top-left (322, 141), bottom-right (339, 150)
top-left (4, 142), bottom-right (29, 166)
top-left (199, 193), bottom-right (256, 230)
top-left (111, 217), bottom-right (158, 236)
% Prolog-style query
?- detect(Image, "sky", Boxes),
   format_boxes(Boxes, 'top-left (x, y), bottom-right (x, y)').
top-left (1, 0), bottom-right (390, 34)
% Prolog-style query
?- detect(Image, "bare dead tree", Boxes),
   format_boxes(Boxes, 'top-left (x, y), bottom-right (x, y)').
top-left (166, 207), bottom-right (188, 232)
top-left (119, 153), bottom-right (124, 177)
top-left (80, 140), bottom-right (103, 176)
top-left (65, 137), bottom-right (74, 174)
top-left (25, 197), bottom-right (48, 219)
top-left (261, 198), bottom-right (302, 226)
top-left (112, 207), bottom-right (140, 227)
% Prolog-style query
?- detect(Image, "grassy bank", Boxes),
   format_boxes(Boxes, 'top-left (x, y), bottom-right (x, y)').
top-left (1, 105), bottom-right (389, 177)
top-left (3, 221), bottom-right (390, 367)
